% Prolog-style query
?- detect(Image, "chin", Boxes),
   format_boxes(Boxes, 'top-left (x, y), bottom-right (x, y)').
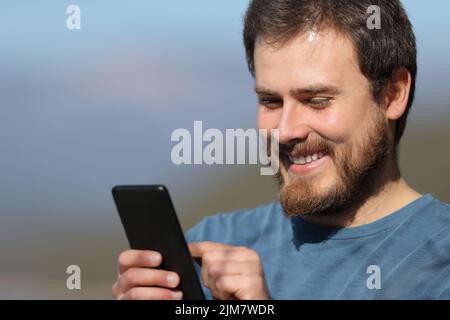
top-left (277, 170), bottom-right (345, 217)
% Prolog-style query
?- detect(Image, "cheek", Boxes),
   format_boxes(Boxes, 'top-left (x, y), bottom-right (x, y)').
top-left (318, 104), bottom-right (369, 143)
top-left (312, 111), bottom-right (349, 143)
top-left (257, 108), bottom-right (280, 130)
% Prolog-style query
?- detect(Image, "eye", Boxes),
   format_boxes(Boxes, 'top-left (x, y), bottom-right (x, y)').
top-left (259, 98), bottom-right (283, 109)
top-left (307, 97), bottom-right (331, 106)
top-left (305, 97), bottom-right (332, 112)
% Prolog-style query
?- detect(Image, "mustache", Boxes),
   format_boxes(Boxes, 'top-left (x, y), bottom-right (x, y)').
top-left (278, 138), bottom-right (333, 156)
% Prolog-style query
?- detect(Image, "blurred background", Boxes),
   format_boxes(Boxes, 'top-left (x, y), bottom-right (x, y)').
top-left (0, 0), bottom-right (448, 299)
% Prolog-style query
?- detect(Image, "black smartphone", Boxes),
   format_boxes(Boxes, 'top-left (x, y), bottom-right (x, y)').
top-left (112, 185), bottom-right (205, 300)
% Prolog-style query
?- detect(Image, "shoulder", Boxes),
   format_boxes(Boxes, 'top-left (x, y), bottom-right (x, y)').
top-left (424, 195), bottom-right (450, 243)
top-left (185, 201), bottom-right (287, 246)
top-left (415, 196), bottom-right (450, 298)
top-left (420, 195), bottom-right (450, 228)
top-left (397, 194), bottom-right (450, 249)
top-left (433, 196), bottom-right (450, 214)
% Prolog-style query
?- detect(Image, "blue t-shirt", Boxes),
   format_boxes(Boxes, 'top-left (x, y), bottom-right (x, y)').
top-left (185, 194), bottom-right (450, 299)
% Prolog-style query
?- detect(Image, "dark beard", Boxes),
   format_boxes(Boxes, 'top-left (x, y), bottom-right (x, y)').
top-left (276, 109), bottom-right (393, 218)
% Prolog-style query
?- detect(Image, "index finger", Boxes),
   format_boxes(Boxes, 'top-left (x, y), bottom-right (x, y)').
top-left (188, 241), bottom-right (235, 258)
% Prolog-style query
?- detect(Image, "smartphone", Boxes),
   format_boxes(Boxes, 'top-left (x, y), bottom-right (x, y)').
top-left (112, 185), bottom-right (205, 300)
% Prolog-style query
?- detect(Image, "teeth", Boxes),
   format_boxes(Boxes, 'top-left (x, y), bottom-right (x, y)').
top-left (292, 156), bottom-right (306, 164)
top-left (289, 152), bottom-right (325, 165)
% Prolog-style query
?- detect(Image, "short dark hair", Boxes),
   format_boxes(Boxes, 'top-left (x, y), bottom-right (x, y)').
top-left (243, 0), bottom-right (417, 146)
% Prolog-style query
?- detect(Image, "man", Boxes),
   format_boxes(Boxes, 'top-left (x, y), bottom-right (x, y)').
top-left (112, 0), bottom-right (450, 299)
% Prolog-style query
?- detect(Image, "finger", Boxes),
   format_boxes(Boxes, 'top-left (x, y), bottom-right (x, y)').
top-left (201, 260), bottom-right (263, 295)
top-left (215, 274), bottom-right (269, 300)
top-left (209, 275), bottom-right (245, 300)
top-left (188, 242), bottom-right (235, 258)
top-left (112, 280), bottom-right (120, 298)
top-left (118, 268), bottom-right (180, 293)
top-left (202, 260), bottom-right (240, 289)
top-left (201, 248), bottom-right (260, 265)
top-left (206, 260), bottom-right (262, 278)
top-left (214, 275), bottom-right (260, 300)
top-left (118, 250), bottom-right (162, 274)
top-left (120, 287), bottom-right (183, 300)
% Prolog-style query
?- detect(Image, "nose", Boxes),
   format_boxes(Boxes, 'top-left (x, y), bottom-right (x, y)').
top-left (277, 103), bottom-right (312, 145)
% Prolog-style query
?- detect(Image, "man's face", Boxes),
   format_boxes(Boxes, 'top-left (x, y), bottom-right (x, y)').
top-left (254, 30), bottom-right (393, 217)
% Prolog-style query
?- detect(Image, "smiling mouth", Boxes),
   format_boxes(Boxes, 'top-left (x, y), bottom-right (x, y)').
top-left (280, 149), bottom-right (329, 176)
top-left (287, 151), bottom-right (327, 165)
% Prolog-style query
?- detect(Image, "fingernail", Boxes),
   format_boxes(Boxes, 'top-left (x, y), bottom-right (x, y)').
top-left (171, 290), bottom-right (182, 300)
top-left (149, 254), bottom-right (160, 264)
top-left (166, 274), bottom-right (178, 287)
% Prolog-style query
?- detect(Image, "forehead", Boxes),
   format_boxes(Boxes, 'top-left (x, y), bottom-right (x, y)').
top-left (254, 30), bottom-right (362, 90)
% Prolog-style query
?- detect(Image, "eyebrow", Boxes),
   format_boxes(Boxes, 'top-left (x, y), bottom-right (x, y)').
top-left (291, 85), bottom-right (340, 96)
top-left (255, 84), bottom-right (340, 96)
top-left (254, 87), bottom-right (279, 96)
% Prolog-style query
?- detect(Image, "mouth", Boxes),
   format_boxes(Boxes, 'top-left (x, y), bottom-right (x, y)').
top-left (283, 150), bottom-right (329, 176)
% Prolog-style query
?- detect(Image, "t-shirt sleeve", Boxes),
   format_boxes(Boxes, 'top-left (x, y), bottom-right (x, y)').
top-left (184, 212), bottom-right (234, 244)
top-left (428, 224), bottom-right (450, 300)
top-left (184, 217), bottom-right (208, 243)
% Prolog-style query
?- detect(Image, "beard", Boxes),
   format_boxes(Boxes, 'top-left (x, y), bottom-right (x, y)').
top-left (276, 108), bottom-right (393, 218)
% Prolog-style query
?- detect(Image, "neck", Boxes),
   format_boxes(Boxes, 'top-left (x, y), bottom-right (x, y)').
top-left (303, 159), bottom-right (422, 228)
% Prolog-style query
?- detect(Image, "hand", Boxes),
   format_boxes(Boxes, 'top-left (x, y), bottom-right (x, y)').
top-left (188, 241), bottom-right (270, 300)
top-left (112, 249), bottom-right (183, 300)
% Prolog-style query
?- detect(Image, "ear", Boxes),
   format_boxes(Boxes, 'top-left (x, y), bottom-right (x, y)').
top-left (384, 68), bottom-right (412, 121)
